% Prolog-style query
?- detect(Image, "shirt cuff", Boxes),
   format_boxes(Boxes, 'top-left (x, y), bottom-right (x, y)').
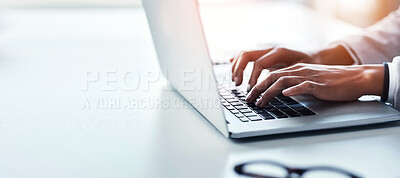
top-left (382, 62), bottom-right (389, 102)
top-left (387, 58), bottom-right (399, 103)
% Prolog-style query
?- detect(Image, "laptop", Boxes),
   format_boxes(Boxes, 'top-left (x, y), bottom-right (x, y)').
top-left (142, 0), bottom-right (400, 138)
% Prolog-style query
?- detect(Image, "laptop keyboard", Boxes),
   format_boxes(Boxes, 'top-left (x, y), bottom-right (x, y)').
top-left (219, 85), bottom-right (315, 122)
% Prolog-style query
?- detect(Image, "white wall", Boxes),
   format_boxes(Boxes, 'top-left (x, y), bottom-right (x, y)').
top-left (0, 0), bottom-right (142, 8)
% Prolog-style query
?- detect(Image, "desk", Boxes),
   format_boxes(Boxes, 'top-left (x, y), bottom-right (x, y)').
top-left (0, 2), bottom-right (400, 178)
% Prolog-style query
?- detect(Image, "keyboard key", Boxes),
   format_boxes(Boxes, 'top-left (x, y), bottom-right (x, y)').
top-left (247, 116), bottom-right (262, 121)
top-left (263, 104), bottom-right (275, 109)
top-left (238, 97), bottom-right (246, 101)
top-left (269, 98), bottom-right (282, 104)
top-left (223, 95), bottom-right (235, 99)
top-left (226, 106), bottom-right (235, 110)
top-left (253, 108), bottom-right (266, 114)
top-left (259, 113), bottom-right (274, 120)
top-left (272, 103), bottom-right (287, 109)
top-left (222, 102), bottom-right (230, 106)
top-left (226, 99), bottom-right (240, 103)
top-left (231, 89), bottom-right (241, 94)
top-left (246, 102), bottom-right (256, 107)
top-left (235, 113), bottom-right (245, 118)
top-left (231, 109), bottom-right (240, 114)
top-left (296, 108), bottom-right (315, 116)
top-left (243, 112), bottom-right (257, 117)
top-left (239, 117), bottom-right (250, 122)
top-left (269, 101), bottom-right (284, 106)
top-left (236, 93), bottom-right (246, 97)
top-left (248, 105), bottom-right (259, 110)
top-left (235, 106), bottom-right (248, 110)
top-left (246, 102), bottom-right (255, 106)
top-left (280, 108), bottom-right (293, 112)
top-left (231, 102), bottom-right (244, 106)
top-left (280, 108), bottom-right (301, 117)
top-left (268, 108), bottom-right (288, 118)
top-left (239, 109), bottom-right (253, 113)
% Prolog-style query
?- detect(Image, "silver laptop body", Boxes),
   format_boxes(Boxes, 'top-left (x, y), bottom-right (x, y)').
top-left (142, 0), bottom-right (400, 138)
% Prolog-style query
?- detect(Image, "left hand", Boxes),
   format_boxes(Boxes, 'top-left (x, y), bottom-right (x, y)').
top-left (245, 63), bottom-right (384, 107)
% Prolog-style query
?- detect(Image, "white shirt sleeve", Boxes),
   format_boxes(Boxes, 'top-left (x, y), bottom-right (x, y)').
top-left (337, 7), bottom-right (400, 109)
top-left (340, 7), bottom-right (400, 64)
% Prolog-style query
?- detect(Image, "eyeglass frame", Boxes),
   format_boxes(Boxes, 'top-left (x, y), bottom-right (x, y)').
top-left (234, 160), bottom-right (362, 178)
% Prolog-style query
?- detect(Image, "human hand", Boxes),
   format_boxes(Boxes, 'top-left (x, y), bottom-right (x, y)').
top-left (245, 63), bottom-right (383, 107)
top-left (230, 44), bottom-right (354, 90)
top-left (230, 47), bottom-right (313, 90)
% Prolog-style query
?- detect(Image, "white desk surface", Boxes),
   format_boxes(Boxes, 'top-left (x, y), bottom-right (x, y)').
top-left (1, 2), bottom-right (400, 178)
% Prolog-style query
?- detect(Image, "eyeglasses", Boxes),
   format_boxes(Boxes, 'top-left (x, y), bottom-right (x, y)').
top-left (234, 160), bottom-right (362, 178)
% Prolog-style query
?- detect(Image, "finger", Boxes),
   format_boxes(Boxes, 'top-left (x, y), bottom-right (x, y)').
top-left (282, 63), bottom-right (305, 71)
top-left (282, 81), bottom-right (318, 96)
top-left (232, 49), bottom-right (272, 74)
top-left (256, 76), bottom-right (305, 107)
top-left (230, 57), bottom-right (234, 63)
top-left (253, 48), bottom-right (289, 71)
top-left (246, 71), bottom-right (282, 103)
top-left (231, 56), bottom-right (239, 81)
top-left (252, 47), bottom-right (307, 72)
top-left (246, 69), bottom-right (302, 103)
top-left (248, 65), bottom-right (263, 91)
top-left (231, 53), bottom-right (241, 74)
top-left (235, 68), bottom-right (244, 86)
top-left (232, 49), bottom-right (272, 85)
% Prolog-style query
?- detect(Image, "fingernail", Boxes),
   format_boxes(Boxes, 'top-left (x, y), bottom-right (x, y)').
top-left (245, 94), bottom-right (251, 102)
top-left (283, 90), bottom-right (291, 96)
top-left (256, 99), bottom-right (262, 106)
top-left (234, 77), bottom-right (239, 85)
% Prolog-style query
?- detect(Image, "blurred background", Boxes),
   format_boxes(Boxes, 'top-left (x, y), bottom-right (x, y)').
top-left (1, 0), bottom-right (399, 27)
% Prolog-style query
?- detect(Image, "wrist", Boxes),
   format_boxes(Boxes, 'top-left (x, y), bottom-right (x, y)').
top-left (361, 65), bottom-right (384, 96)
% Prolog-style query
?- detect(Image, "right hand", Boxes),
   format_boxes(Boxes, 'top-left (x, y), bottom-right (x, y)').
top-left (231, 47), bottom-right (315, 90)
top-left (230, 45), bottom-right (355, 90)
